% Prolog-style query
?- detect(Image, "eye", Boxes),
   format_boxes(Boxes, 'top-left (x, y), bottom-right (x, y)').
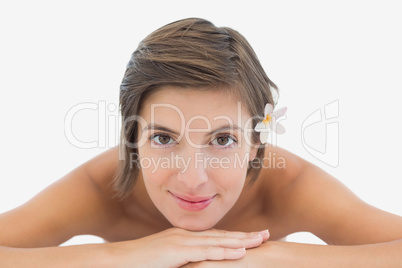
top-left (211, 135), bottom-right (237, 148)
top-left (150, 134), bottom-right (176, 147)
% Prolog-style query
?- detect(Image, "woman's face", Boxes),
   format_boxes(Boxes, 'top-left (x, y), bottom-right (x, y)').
top-left (137, 86), bottom-right (257, 231)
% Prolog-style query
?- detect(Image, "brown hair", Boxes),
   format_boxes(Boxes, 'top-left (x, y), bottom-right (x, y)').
top-left (114, 18), bottom-right (278, 199)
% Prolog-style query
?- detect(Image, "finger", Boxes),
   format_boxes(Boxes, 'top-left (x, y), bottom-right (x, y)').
top-left (184, 246), bottom-right (246, 263)
top-left (258, 229), bottom-right (270, 241)
top-left (215, 229), bottom-right (269, 241)
top-left (191, 229), bottom-right (266, 239)
top-left (184, 234), bottom-right (263, 249)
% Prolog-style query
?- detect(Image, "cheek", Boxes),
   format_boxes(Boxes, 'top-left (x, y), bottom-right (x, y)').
top-left (140, 162), bottom-right (175, 210)
top-left (137, 147), bottom-right (176, 183)
top-left (207, 149), bottom-right (250, 172)
top-left (207, 154), bottom-right (248, 194)
top-left (140, 161), bottom-right (174, 188)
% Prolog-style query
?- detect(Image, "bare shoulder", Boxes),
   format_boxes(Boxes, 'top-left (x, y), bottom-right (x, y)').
top-left (257, 144), bottom-right (306, 193)
top-left (260, 145), bottom-right (402, 245)
top-left (84, 146), bottom-right (120, 195)
top-left (0, 147), bottom-right (123, 248)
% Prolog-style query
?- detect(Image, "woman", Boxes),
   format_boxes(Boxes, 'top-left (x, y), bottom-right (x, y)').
top-left (1, 18), bottom-right (401, 267)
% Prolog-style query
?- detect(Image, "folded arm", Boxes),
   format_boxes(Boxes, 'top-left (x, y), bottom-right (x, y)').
top-left (183, 147), bottom-right (402, 267)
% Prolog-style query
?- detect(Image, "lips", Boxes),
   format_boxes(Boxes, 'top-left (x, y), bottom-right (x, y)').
top-left (173, 193), bottom-right (216, 202)
top-left (169, 192), bottom-right (216, 211)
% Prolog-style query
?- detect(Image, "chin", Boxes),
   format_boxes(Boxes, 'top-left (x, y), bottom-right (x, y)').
top-left (173, 220), bottom-right (217, 231)
top-left (167, 213), bottom-right (223, 231)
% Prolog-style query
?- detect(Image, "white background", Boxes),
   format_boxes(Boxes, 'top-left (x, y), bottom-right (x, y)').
top-left (0, 1), bottom-right (401, 246)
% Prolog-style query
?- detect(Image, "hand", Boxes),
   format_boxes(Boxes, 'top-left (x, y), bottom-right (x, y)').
top-left (179, 239), bottom-right (272, 268)
top-left (107, 227), bottom-right (270, 268)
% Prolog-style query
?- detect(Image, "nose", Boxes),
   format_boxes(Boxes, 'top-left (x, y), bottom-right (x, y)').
top-left (177, 150), bottom-right (208, 189)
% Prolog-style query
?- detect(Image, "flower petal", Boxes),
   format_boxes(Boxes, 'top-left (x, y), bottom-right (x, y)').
top-left (272, 122), bottom-right (286, 134)
top-left (264, 103), bottom-right (273, 116)
top-left (259, 130), bottom-right (270, 144)
top-left (272, 107), bottom-right (287, 119)
top-left (254, 121), bottom-right (266, 132)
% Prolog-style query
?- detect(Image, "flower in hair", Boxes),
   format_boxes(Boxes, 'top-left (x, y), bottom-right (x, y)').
top-left (254, 103), bottom-right (287, 144)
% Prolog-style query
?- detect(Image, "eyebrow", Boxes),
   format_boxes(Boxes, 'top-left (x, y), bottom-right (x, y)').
top-left (142, 123), bottom-right (243, 136)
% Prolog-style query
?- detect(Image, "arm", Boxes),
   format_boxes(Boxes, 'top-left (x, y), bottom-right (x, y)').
top-left (187, 238), bottom-right (402, 268)
top-left (260, 238), bottom-right (402, 267)
top-left (276, 148), bottom-right (402, 266)
top-left (182, 239), bottom-right (402, 268)
top-left (0, 243), bottom-right (112, 267)
top-left (265, 147), bottom-right (402, 266)
top-left (0, 147), bottom-right (122, 266)
top-left (280, 156), bottom-right (402, 246)
top-left (0, 147), bottom-right (122, 248)
top-left (183, 146), bottom-right (402, 267)
top-left (0, 228), bottom-right (269, 267)
top-left (0, 147), bottom-right (268, 267)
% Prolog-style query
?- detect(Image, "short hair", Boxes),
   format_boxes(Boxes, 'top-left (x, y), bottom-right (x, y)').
top-left (114, 18), bottom-right (278, 199)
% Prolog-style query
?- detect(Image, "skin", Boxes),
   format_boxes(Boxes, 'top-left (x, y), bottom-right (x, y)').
top-left (137, 86), bottom-right (257, 231)
top-left (0, 86), bottom-right (401, 267)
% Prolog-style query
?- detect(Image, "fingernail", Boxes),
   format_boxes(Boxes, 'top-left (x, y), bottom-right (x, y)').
top-left (250, 234), bottom-right (262, 239)
top-left (258, 229), bottom-right (269, 236)
top-left (234, 247), bottom-right (246, 251)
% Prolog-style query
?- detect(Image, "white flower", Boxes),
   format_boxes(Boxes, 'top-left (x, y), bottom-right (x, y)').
top-left (254, 103), bottom-right (287, 144)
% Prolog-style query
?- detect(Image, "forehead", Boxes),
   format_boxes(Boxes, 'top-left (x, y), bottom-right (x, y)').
top-left (140, 86), bottom-right (251, 127)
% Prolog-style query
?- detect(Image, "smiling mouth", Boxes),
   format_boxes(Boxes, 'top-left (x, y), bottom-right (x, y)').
top-left (169, 192), bottom-right (216, 211)
top-left (176, 195), bottom-right (213, 203)
top-left (173, 192), bottom-right (216, 202)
